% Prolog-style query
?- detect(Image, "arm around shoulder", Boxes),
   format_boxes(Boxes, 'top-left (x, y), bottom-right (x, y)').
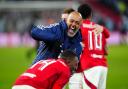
top-left (31, 24), bottom-right (61, 42)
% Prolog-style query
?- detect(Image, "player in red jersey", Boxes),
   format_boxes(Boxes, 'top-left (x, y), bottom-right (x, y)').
top-left (12, 50), bottom-right (78, 89)
top-left (69, 4), bottom-right (110, 89)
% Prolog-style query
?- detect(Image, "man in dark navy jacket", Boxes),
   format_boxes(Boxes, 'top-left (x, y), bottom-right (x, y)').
top-left (31, 11), bottom-right (83, 64)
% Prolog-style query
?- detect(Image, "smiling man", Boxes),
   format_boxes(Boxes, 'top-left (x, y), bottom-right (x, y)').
top-left (66, 12), bottom-right (82, 37)
top-left (31, 11), bottom-right (83, 64)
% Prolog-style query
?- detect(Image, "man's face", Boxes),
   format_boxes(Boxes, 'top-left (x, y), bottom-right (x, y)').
top-left (66, 12), bottom-right (82, 37)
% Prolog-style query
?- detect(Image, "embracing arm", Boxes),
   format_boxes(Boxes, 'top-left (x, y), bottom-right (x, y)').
top-left (93, 24), bottom-right (110, 38)
top-left (31, 22), bottom-right (64, 42)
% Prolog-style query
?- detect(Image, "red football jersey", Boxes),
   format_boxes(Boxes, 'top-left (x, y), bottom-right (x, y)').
top-left (14, 59), bottom-right (70, 89)
top-left (79, 19), bottom-right (110, 71)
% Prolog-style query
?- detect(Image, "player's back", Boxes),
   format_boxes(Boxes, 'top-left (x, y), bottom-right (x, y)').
top-left (14, 59), bottom-right (70, 89)
top-left (81, 20), bottom-right (107, 55)
top-left (80, 19), bottom-right (109, 70)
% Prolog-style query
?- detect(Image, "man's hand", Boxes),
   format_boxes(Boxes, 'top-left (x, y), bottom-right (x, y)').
top-left (93, 24), bottom-right (103, 35)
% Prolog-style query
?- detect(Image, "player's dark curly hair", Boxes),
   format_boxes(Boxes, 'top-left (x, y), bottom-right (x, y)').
top-left (78, 4), bottom-right (92, 19)
top-left (59, 50), bottom-right (77, 61)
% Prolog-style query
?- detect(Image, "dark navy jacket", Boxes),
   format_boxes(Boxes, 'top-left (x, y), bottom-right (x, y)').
top-left (31, 20), bottom-right (82, 64)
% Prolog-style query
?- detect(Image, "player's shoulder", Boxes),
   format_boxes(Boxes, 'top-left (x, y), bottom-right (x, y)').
top-left (82, 20), bottom-right (95, 29)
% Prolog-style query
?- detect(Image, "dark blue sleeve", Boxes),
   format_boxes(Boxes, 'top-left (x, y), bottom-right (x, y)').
top-left (31, 22), bottom-right (63, 42)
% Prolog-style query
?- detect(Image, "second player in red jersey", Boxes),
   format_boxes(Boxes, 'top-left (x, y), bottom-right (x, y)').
top-left (12, 50), bottom-right (78, 89)
top-left (80, 19), bottom-right (110, 70)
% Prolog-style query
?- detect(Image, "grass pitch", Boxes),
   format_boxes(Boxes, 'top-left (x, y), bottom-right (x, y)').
top-left (0, 45), bottom-right (128, 89)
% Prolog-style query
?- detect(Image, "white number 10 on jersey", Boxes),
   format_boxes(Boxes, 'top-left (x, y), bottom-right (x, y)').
top-left (88, 31), bottom-right (102, 50)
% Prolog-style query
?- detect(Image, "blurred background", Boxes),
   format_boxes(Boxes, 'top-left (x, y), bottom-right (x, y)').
top-left (0, 0), bottom-right (128, 89)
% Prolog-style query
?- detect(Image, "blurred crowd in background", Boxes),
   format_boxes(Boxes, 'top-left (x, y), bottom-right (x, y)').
top-left (0, 0), bottom-right (128, 47)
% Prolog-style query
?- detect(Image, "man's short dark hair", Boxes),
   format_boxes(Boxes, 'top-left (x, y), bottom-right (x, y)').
top-left (59, 50), bottom-right (77, 61)
top-left (78, 4), bottom-right (92, 19)
top-left (62, 8), bottom-right (75, 14)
